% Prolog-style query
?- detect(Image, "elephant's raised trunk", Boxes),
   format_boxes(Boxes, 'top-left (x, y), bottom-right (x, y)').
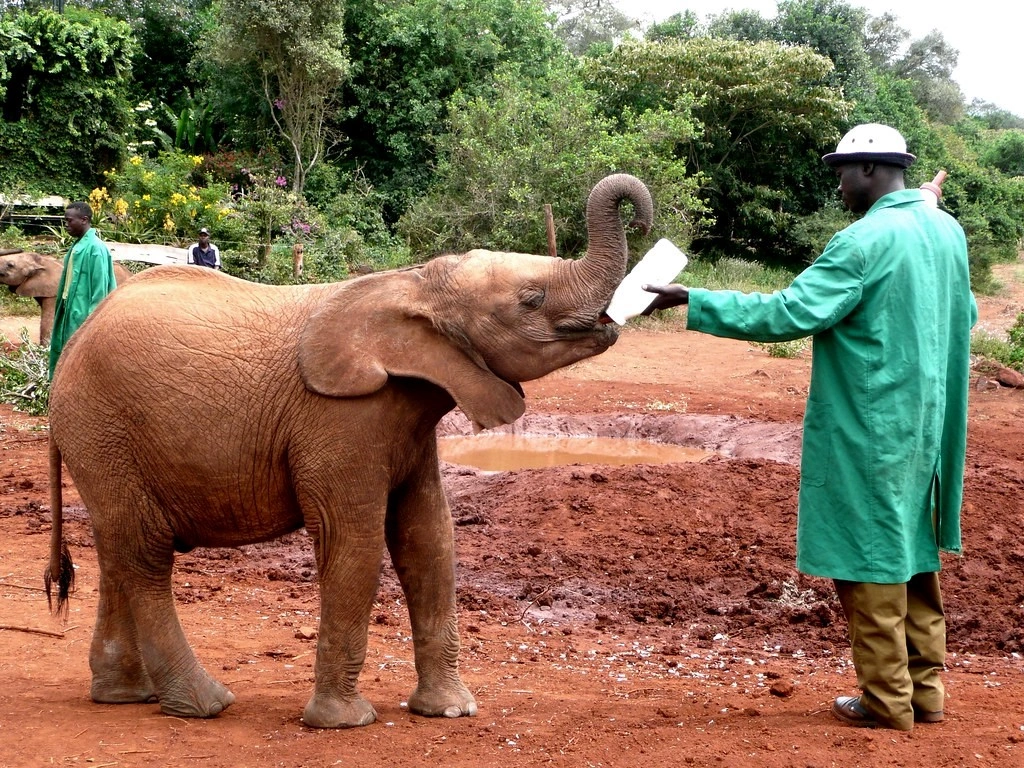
top-left (572, 173), bottom-right (655, 308)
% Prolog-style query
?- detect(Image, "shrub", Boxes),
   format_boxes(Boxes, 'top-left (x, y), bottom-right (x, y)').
top-left (0, 330), bottom-right (50, 415)
top-left (96, 150), bottom-right (229, 245)
top-left (971, 312), bottom-right (1024, 372)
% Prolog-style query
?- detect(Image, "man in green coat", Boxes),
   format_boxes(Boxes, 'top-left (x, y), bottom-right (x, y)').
top-left (48, 201), bottom-right (118, 378)
top-left (643, 124), bottom-right (977, 731)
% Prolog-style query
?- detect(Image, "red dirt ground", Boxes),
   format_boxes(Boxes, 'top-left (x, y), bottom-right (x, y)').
top-left (1, 260), bottom-right (1023, 768)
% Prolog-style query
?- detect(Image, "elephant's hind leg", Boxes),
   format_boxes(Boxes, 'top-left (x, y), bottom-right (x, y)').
top-left (90, 507), bottom-right (234, 718)
top-left (89, 565), bottom-right (156, 704)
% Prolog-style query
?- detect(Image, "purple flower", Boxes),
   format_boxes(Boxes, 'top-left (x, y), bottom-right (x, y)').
top-left (275, 176), bottom-right (288, 187)
top-left (273, 99), bottom-right (285, 110)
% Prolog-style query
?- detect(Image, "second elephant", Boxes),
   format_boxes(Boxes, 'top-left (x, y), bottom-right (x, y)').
top-left (0, 250), bottom-right (131, 343)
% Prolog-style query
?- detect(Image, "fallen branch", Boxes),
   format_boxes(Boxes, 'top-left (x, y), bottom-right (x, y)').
top-left (0, 624), bottom-right (65, 637)
top-left (0, 581), bottom-right (46, 591)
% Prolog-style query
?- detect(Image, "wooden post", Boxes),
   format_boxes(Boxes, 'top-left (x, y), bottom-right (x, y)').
top-left (544, 204), bottom-right (557, 258)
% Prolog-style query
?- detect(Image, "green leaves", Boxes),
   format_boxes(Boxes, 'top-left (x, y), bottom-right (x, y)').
top-left (0, 329), bottom-right (50, 416)
top-left (0, 8), bottom-right (136, 192)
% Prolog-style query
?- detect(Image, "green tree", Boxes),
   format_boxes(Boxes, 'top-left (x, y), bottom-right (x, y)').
top-left (547, 0), bottom-right (638, 55)
top-left (74, 0), bottom-right (208, 112)
top-left (705, 9), bottom-right (776, 42)
top-left (967, 100), bottom-right (1024, 130)
top-left (979, 130), bottom-right (1024, 177)
top-left (587, 38), bottom-right (849, 263)
top-left (644, 11), bottom-right (703, 42)
top-left (772, 0), bottom-right (872, 98)
top-left (0, 7), bottom-right (136, 192)
top-left (892, 31), bottom-right (963, 124)
top-left (398, 59), bottom-right (705, 260)
top-left (339, 0), bottom-right (564, 222)
top-left (862, 12), bottom-right (908, 70)
top-left (209, 0), bottom-right (349, 194)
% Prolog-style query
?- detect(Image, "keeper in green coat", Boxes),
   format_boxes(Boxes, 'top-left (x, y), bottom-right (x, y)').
top-left (642, 124), bottom-right (977, 731)
top-left (48, 201), bottom-right (119, 378)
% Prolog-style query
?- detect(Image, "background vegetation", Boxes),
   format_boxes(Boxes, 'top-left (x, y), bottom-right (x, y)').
top-left (1, 0), bottom-right (1023, 374)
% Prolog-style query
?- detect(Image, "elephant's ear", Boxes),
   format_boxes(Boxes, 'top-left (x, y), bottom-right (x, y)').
top-left (298, 273), bottom-right (525, 431)
top-left (14, 254), bottom-right (53, 298)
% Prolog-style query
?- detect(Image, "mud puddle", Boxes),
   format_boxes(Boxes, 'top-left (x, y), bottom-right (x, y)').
top-left (437, 411), bottom-right (802, 466)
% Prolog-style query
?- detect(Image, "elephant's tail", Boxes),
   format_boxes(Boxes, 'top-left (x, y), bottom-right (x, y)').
top-left (44, 434), bottom-right (74, 618)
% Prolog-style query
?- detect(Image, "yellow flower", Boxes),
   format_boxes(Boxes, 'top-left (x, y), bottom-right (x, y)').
top-left (163, 213), bottom-right (176, 232)
top-left (113, 198), bottom-right (129, 218)
top-left (191, 155), bottom-right (204, 166)
top-left (143, 171), bottom-right (155, 181)
top-left (129, 156), bottom-right (144, 166)
top-left (142, 194), bottom-right (151, 201)
top-left (170, 192), bottom-right (188, 206)
top-left (88, 187), bottom-right (111, 212)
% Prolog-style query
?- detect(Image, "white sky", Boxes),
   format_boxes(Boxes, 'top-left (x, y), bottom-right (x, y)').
top-left (618, 1), bottom-right (1024, 118)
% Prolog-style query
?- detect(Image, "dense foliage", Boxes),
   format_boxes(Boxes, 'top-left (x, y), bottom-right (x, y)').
top-left (0, 7), bottom-right (136, 193)
top-left (0, 0), bottom-right (1022, 287)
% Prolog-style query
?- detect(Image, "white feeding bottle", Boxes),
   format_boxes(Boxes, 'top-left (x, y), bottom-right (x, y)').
top-left (604, 239), bottom-right (688, 325)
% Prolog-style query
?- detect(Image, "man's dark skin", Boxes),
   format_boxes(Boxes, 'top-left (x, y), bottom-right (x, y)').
top-left (640, 162), bottom-right (907, 313)
top-left (64, 206), bottom-right (91, 239)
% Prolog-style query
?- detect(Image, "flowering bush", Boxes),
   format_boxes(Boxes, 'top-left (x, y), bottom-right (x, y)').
top-left (94, 150), bottom-right (230, 244)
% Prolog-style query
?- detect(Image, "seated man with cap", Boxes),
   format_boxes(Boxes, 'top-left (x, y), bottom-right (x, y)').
top-left (642, 123), bottom-right (977, 731)
top-left (185, 227), bottom-right (221, 269)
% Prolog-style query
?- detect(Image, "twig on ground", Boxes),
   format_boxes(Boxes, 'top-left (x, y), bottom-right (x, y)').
top-left (0, 624), bottom-right (64, 637)
top-left (519, 586), bottom-right (553, 622)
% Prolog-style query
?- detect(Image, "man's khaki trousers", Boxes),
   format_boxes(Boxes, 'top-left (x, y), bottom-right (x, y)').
top-left (834, 572), bottom-right (946, 730)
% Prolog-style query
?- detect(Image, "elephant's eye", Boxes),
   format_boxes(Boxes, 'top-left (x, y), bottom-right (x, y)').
top-left (519, 288), bottom-right (545, 309)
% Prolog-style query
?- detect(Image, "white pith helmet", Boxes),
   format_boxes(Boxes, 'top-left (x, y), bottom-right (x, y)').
top-left (822, 123), bottom-right (916, 168)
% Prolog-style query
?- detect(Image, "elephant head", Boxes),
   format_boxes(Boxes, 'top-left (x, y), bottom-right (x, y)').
top-left (0, 250), bottom-right (57, 297)
top-left (299, 173), bottom-right (654, 430)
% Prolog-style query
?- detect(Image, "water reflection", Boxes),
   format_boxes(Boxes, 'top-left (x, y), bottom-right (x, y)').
top-left (438, 434), bottom-right (713, 471)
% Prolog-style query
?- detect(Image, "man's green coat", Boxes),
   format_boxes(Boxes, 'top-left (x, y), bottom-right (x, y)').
top-left (48, 227), bottom-right (118, 377)
top-left (686, 190), bottom-right (977, 583)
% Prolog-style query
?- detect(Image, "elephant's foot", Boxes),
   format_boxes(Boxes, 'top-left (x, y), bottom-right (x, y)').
top-left (302, 692), bottom-right (377, 729)
top-left (408, 681), bottom-right (477, 718)
top-left (158, 670), bottom-right (235, 718)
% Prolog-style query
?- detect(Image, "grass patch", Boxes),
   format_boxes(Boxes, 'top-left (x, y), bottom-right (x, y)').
top-left (684, 256), bottom-right (797, 294)
top-left (971, 311), bottom-right (1024, 372)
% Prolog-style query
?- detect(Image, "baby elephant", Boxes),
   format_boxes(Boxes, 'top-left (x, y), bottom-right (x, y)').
top-left (45, 173), bottom-right (654, 728)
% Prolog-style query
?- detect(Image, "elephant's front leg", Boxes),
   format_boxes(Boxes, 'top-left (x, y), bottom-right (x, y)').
top-left (302, 505), bottom-right (387, 729)
top-left (385, 463), bottom-right (476, 719)
top-left (37, 296), bottom-right (55, 345)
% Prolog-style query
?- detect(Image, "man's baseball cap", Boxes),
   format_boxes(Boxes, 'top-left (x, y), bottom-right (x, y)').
top-left (198, 227), bottom-right (210, 235)
top-left (822, 123), bottom-right (916, 168)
